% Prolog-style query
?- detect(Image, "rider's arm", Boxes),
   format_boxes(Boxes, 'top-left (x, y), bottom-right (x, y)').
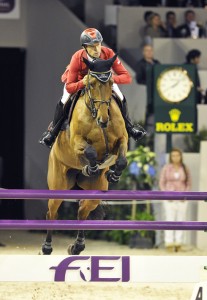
top-left (62, 52), bottom-right (85, 94)
top-left (107, 49), bottom-right (132, 84)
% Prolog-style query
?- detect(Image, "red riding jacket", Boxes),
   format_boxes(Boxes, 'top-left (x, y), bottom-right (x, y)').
top-left (61, 46), bottom-right (132, 94)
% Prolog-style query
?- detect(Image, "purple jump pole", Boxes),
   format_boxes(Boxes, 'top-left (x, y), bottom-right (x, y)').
top-left (0, 220), bottom-right (207, 231)
top-left (0, 189), bottom-right (207, 200)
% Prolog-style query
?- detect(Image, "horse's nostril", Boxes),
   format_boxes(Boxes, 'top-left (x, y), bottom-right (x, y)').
top-left (99, 121), bottom-right (108, 128)
top-left (97, 118), bottom-right (108, 128)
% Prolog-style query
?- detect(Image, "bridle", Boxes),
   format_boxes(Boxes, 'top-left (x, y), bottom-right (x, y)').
top-left (84, 70), bottom-right (112, 119)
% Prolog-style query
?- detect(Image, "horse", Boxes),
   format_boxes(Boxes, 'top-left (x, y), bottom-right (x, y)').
top-left (42, 54), bottom-right (128, 255)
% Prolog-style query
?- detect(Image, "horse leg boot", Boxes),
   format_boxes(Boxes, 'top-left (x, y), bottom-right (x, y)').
top-left (82, 146), bottom-right (100, 177)
top-left (42, 211), bottom-right (57, 255)
top-left (106, 156), bottom-right (128, 184)
top-left (39, 100), bottom-right (69, 148)
top-left (122, 97), bottom-right (147, 141)
top-left (68, 229), bottom-right (86, 255)
top-left (68, 199), bottom-right (101, 255)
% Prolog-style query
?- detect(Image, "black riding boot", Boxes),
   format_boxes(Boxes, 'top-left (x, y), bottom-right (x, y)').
top-left (122, 97), bottom-right (147, 141)
top-left (39, 101), bottom-right (66, 148)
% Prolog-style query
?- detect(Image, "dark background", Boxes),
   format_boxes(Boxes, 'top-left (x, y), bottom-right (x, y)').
top-left (0, 48), bottom-right (25, 219)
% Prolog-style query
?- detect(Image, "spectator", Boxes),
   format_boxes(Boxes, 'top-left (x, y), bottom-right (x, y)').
top-left (159, 148), bottom-right (192, 252)
top-left (140, 11), bottom-right (154, 45)
top-left (177, 10), bottom-right (205, 38)
top-left (165, 11), bottom-right (178, 37)
top-left (144, 10), bottom-right (154, 23)
top-left (184, 49), bottom-right (204, 104)
top-left (135, 44), bottom-right (160, 85)
top-left (135, 45), bottom-right (160, 133)
top-left (144, 13), bottom-right (167, 44)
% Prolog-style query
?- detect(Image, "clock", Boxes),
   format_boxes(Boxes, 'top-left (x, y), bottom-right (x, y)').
top-left (156, 67), bottom-right (193, 103)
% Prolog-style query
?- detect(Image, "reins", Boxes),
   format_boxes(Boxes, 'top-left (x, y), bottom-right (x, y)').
top-left (84, 71), bottom-right (112, 164)
top-left (84, 71), bottom-right (112, 119)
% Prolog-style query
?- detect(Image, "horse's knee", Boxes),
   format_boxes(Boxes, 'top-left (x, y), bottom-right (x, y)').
top-left (84, 146), bottom-right (97, 162)
top-left (116, 156), bottom-right (127, 173)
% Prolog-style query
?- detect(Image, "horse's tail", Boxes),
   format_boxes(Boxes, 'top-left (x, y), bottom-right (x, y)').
top-left (88, 201), bottom-right (108, 220)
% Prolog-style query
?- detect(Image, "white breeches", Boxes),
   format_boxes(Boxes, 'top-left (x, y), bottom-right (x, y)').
top-left (60, 84), bottom-right (70, 104)
top-left (60, 83), bottom-right (124, 105)
top-left (112, 83), bottom-right (124, 100)
top-left (163, 200), bottom-right (188, 245)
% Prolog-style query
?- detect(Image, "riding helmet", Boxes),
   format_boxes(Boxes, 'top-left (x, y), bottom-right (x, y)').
top-left (80, 28), bottom-right (103, 46)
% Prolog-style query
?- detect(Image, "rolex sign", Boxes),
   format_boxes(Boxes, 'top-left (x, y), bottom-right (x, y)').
top-left (153, 64), bottom-right (197, 134)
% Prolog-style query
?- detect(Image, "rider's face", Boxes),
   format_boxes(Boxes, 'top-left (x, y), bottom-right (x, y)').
top-left (85, 43), bottom-right (101, 58)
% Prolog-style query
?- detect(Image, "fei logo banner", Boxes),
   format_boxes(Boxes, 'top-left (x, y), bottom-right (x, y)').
top-left (0, 256), bottom-right (207, 283)
top-left (50, 256), bottom-right (129, 282)
top-left (0, 255), bottom-right (129, 282)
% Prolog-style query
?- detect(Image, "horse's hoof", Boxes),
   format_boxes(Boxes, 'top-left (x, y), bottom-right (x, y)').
top-left (42, 245), bottom-right (53, 255)
top-left (105, 170), bottom-right (120, 183)
top-left (68, 244), bottom-right (74, 255)
top-left (68, 244), bottom-right (85, 255)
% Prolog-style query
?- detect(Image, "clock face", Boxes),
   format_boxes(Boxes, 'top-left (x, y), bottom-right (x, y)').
top-left (157, 68), bottom-right (193, 103)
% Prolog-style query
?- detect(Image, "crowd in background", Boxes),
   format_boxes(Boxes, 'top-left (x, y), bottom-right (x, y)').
top-left (114, 0), bottom-right (207, 7)
top-left (142, 9), bottom-right (206, 43)
top-left (106, 1), bottom-right (207, 250)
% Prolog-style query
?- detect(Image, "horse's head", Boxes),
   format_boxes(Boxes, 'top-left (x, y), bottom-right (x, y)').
top-left (83, 54), bottom-right (117, 128)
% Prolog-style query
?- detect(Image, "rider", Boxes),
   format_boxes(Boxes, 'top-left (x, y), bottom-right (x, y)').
top-left (39, 28), bottom-right (146, 148)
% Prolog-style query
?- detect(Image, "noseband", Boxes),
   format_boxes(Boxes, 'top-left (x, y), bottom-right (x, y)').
top-left (84, 71), bottom-right (112, 119)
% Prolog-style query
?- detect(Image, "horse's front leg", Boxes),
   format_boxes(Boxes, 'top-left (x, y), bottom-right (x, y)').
top-left (73, 135), bottom-right (100, 177)
top-left (68, 199), bottom-right (101, 255)
top-left (106, 136), bottom-right (128, 183)
top-left (82, 146), bottom-right (100, 177)
top-left (42, 199), bottom-right (62, 255)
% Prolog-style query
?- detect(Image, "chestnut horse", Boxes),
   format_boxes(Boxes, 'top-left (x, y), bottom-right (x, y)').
top-left (42, 55), bottom-right (128, 255)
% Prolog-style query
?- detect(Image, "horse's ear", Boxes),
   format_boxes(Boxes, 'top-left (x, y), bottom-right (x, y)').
top-left (83, 57), bottom-right (92, 68)
top-left (107, 54), bottom-right (118, 68)
top-left (111, 53), bottom-right (118, 63)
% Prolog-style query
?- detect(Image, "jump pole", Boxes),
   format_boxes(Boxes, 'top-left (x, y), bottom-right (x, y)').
top-left (0, 189), bottom-right (207, 200)
top-left (1, 220), bottom-right (207, 230)
top-left (1, 190), bottom-right (207, 288)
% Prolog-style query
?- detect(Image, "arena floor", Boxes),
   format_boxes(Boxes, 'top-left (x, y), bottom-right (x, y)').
top-left (0, 230), bottom-right (206, 300)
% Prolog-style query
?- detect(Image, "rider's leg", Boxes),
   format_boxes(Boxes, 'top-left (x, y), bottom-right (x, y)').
top-left (112, 84), bottom-right (147, 141)
top-left (39, 85), bottom-right (71, 148)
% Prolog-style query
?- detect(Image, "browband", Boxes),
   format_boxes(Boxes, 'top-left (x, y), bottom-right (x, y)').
top-left (90, 71), bottom-right (112, 83)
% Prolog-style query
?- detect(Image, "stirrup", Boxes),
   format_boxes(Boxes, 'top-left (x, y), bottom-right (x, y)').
top-left (127, 124), bottom-right (147, 141)
top-left (39, 129), bottom-right (56, 149)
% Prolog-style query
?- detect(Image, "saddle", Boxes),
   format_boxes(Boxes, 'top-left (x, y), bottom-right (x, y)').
top-left (61, 89), bottom-right (83, 130)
